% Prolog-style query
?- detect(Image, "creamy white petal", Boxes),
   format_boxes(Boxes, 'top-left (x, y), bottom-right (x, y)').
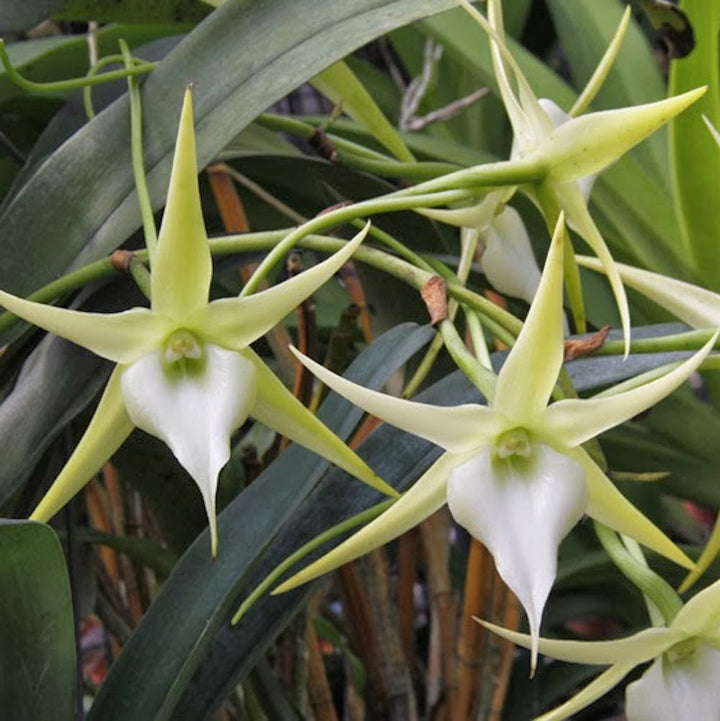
top-left (246, 348), bottom-right (397, 497)
top-left (0, 291), bottom-right (169, 364)
top-left (195, 224), bottom-right (368, 349)
top-left (274, 452), bottom-right (456, 593)
top-left (625, 645), bottom-right (720, 721)
top-left (290, 346), bottom-right (501, 453)
top-left (121, 345), bottom-right (256, 556)
top-left (480, 206), bottom-right (543, 305)
top-left (152, 89), bottom-right (213, 320)
top-left (494, 214), bottom-right (565, 422)
top-left (446, 442), bottom-right (587, 671)
top-left (543, 333), bottom-right (717, 445)
top-left (478, 619), bottom-right (682, 666)
top-left (578, 255), bottom-right (720, 328)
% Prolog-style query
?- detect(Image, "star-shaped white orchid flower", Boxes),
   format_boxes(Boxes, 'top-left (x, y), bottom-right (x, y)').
top-left (273, 213), bottom-right (716, 669)
top-left (0, 89), bottom-right (396, 556)
top-left (420, 1), bottom-right (705, 353)
top-left (480, 576), bottom-right (720, 720)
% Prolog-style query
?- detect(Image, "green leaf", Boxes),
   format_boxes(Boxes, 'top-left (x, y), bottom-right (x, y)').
top-left (0, 519), bottom-right (76, 720)
top-left (669, 0), bottom-right (720, 289)
top-left (0, 0), bottom-right (457, 303)
top-left (311, 60), bottom-right (414, 161)
top-left (87, 323), bottom-right (434, 721)
top-left (55, 0), bottom-right (210, 23)
top-left (0, 1), bottom-right (64, 31)
top-left (0, 26), bottom-right (185, 105)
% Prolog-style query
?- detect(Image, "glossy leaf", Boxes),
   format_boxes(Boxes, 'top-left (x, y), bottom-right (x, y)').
top-left (0, 520), bottom-right (76, 720)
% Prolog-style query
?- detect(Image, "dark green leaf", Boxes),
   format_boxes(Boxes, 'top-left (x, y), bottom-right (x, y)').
top-left (0, 0), bottom-right (457, 305)
top-left (0, 519), bottom-right (76, 721)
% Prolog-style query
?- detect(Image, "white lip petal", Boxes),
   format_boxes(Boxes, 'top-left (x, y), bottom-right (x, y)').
top-left (446, 443), bottom-right (587, 671)
top-left (121, 345), bottom-right (257, 556)
top-left (480, 206), bottom-right (543, 305)
top-left (625, 645), bottom-right (720, 721)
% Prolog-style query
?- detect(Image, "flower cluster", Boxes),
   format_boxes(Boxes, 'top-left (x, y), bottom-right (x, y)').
top-left (2, 1), bottom-right (718, 718)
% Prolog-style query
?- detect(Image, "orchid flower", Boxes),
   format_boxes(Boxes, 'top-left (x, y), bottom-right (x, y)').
top-left (480, 576), bottom-right (720, 720)
top-left (273, 213), bottom-right (716, 670)
top-left (420, 1), bottom-right (704, 353)
top-left (0, 89), bottom-right (396, 556)
top-left (578, 254), bottom-right (720, 590)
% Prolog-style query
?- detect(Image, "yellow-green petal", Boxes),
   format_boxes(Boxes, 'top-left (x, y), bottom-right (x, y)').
top-left (477, 618), bottom-right (681, 665)
top-left (494, 213), bottom-right (565, 421)
top-left (571, 447), bottom-right (694, 570)
top-left (30, 366), bottom-right (134, 522)
top-left (578, 255), bottom-right (720, 328)
top-left (0, 290), bottom-right (169, 364)
top-left (151, 88), bottom-right (212, 320)
top-left (196, 224), bottom-right (369, 350)
top-left (542, 333), bottom-right (718, 445)
top-left (246, 348), bottom-right (397, 498)
top-left (290, 346), bottom-right (500, 454)
top-left (539, 87), bottom-right (707, 183)
top-left (534, 663), bottom-right (637, 721)
top-left (273, 452), bottom-right (455, 593)
top-left (556, 183), bottom-right (631, 356)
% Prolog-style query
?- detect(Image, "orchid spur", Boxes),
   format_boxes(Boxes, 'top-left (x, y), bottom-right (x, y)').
top-left (0, 89), bottom-right (396, 556)
top-left (273, 213), bottom-right (716, 669)
top-left (480, 574), bottom-right (720, 720)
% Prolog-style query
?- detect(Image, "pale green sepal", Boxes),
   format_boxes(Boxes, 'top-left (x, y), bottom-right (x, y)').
top-left (538, 88), bottom-right (707, 183)
top-left (196, 223), bottom-right (369, 349)
top-left (570, 6), bottom-right (632, 118)
top-left (543, 333), bottom-right (718, 445)
top-left (30, 366), bottom-right (134, 522)
top-left (674, 578), bottom-right (720, 641)
top-left (416, 190), bottom-right (508, 229)
top-left (273, 452), bottom-right (454, 593)
top-left (246, 348), bottom-right (397, 498)
top-left (625, 646), bottom-right (720, 721)
top-left (494, 213), bottom-right (565, 422)
top-left (679, 516), bottom-right (720, 593)
top-left (151, 88), bottom-right (213, 320)
top-left (448, 443), bottom-right (587, 673)
top-left (578, 255), bottom-right (720, 328)
top-left (534, 663), bottom-right (636, 721)
top-left (0, 289), bottom-right (170, 364)
top-left (704, 115), bottom-right (720, 147)
top-left (121, 345), bottom-right (257, 557)
top-left (476, 618), bottom-right (680, 666)
top-left (556, 183), bottom-right (631, 355)
top-left (571, 447), bottom-right (694, 570)
top-left (289, 346), bottom-right (501, 453)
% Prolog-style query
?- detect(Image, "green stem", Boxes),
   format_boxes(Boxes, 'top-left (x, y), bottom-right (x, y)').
top-left (439, 319), bottom-right (496, 400)
top-left (594, 521), bottom-right (683, 626)
top-left (231, 497), bottom-right (396, 624)
top-left (83, 54), bottom-right (149, 120)
top-left (0, 38), bottom-right (155, 94)
top-left (0, 232), bottom-right (522, 344)
top-left (120, 40), bottom-right (158, 264)
top-left (238, 189), bottom-right (475, 297)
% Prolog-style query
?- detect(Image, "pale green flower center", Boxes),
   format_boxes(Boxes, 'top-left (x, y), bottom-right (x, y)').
top-left (496, 428), bottom-right (532, 459)
top-left (667, 638), bottom-right (698, 664)
top-left (162, 329), bottom-right (205, 373)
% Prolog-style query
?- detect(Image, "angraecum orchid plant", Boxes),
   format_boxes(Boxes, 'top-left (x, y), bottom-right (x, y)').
top-left (0, 1), bottom-right (719, 720)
